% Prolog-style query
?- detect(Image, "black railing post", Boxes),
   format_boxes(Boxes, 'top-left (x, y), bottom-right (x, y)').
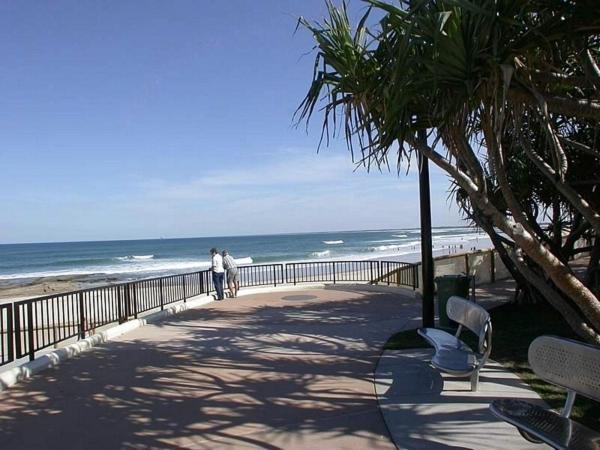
top-left (124, 283), bottom-right (131, 318)
top-left (413, 264), bottom-right (421, 289)
top-left (183, 275), bottom-right (187, 303)
top-left (272, 265), bottom-right (276, 287)
top-left (414, 265), bottom-right (419, 290)
top-left (14, 304), bottom-right (21, 359)
top-left (132, 283), bottom-right (138, 319)
top-left (206, 272), bottom-right (211, 296)
top-left (5, 306), bottom-right (14, 363)
top-left (27, 302), bottom-right (35, 361)
top-left (159, 278), bottom-right (164, 310)
top-left (332, 262), bottom-right (336, 284)
top-left (78, 292), bottom-right (86, 339)
top-left (293, 264), bottom-right (296, 286)
top-left (117, 286), bottom-right (124, 323)
top-left (369, 262), bottom-right (374, 283)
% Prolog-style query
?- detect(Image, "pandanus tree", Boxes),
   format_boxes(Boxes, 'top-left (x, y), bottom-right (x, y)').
top-left (297, 0), bottom-right (600, 342)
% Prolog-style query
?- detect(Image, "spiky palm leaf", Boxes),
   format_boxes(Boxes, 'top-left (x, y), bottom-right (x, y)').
top-left (297, 0), bottom-right (600, 342)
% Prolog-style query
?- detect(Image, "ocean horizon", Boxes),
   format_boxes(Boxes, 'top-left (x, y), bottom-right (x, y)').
top-left (0, 226), bottom-right (490, 285)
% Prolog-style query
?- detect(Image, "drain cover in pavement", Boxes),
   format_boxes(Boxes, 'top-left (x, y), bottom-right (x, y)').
top-left (281, 294), bottom-right (319, 301)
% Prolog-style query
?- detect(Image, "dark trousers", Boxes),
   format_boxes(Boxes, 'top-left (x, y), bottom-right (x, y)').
top-left (212, 271), bottom-right (224, 300)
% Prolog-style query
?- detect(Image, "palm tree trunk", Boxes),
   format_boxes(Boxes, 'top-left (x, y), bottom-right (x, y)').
top-left (410, 137), bottom-right (600, 337)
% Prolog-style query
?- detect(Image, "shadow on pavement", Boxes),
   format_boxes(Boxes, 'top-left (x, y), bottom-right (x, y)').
top-left (0, 287), bottom-right (419, 449)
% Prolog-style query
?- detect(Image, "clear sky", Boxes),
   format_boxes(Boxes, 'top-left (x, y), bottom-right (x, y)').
top-left (0, 0), bottom-right (464, 244)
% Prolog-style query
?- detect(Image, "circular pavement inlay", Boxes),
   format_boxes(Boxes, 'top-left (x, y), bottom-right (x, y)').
top-left (281, 294), bottom-right (319, 301)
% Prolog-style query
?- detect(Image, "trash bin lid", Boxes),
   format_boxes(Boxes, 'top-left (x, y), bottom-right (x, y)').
top-left (435, 275), bottom-right (471, 281)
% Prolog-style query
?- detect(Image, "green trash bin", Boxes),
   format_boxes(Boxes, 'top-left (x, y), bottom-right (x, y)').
top-left (435, 275), bottom-right (472, 328)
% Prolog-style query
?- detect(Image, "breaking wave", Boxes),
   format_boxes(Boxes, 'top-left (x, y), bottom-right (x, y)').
top-left (234, 257), bottom-right (253, 265)
top-left (116, 255), bottom-right (155, 261)
top-left (323, 240), bottom-right (344, 245)
top-left (368, 241), bottom-right (422, 252)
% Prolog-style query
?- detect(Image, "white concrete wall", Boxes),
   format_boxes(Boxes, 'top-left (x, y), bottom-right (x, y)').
top-left (415, 248), bottom-right (513, 293)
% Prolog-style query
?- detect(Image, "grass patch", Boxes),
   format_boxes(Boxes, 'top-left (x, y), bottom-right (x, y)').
top-left (384, 301), bottom-right (600, 431)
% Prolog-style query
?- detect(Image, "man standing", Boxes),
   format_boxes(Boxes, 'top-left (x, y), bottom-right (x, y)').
top-left (210, 248), bottom-right (225, 300)
top-left (222, 250), bottom-right (239, 298)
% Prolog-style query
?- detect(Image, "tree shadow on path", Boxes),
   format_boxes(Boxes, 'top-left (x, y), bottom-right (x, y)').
top-left (0, 287), bottom-right (419, 449)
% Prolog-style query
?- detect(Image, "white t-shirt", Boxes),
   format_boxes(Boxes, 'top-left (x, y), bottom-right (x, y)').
top-left (211, 253), bottom-right (225, 273)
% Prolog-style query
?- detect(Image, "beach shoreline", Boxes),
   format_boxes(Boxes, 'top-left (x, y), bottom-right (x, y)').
top-left (0, 237), bottom-right (493, 303)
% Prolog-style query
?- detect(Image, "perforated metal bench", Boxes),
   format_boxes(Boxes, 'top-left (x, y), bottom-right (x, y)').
top-left (490, 335), bottom-right (600, 450)
top-left (418, 295), bottom-right (492, 391)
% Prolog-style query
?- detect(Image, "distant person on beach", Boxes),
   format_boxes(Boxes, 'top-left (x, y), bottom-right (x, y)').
top-left (209, 248), bottom-right (225, 300)
top-left (222, 250), bottom-right (239, 298)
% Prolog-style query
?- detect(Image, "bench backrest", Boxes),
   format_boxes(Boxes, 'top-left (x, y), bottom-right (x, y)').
top-left (447, 296), bottom-right (492, 356)
top-left (529, 335), bottom-right (600, 403)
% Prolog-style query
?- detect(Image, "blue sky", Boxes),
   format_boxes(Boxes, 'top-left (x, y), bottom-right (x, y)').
top-left (0, 1), bottom-right (463, 244)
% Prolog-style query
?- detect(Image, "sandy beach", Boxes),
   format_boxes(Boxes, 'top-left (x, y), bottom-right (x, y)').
top-left (0, 278), bottom-right (81, 303)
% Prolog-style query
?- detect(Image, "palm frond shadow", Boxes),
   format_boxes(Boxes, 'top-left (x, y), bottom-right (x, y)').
top-left (0, 288), bottom-right (418, 449)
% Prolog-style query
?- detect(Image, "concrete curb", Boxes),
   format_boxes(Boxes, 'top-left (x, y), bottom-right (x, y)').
top-left (0, 295), bottom-right (214, 392)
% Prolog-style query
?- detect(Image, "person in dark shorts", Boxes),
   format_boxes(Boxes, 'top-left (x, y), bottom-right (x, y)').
top-left (222, 250), bottom-right (239, 298)
top-left (209, 248), bottom-right (225, 300)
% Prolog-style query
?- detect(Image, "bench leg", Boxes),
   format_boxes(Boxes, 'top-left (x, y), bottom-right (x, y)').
top-left (470, 369), bottom-right (480, 391)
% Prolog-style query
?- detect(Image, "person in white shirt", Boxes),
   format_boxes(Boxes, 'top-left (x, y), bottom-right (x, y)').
top-left (210, 248), bottom-right (225, 300)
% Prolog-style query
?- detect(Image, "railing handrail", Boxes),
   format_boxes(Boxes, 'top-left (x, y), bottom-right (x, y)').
top-left (287, 259), bottom-right (381, 264)
top-left (11, 273), bottom-right (188, 306)
top-left (10, 262), bottom-right (288, 306)
top-left (4, 259), bottom-right (419, 309)
top-left (0, 259), bottom-right (418, 366)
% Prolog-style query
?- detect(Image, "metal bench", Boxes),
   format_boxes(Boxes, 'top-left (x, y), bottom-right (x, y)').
top-left (417, 295), bottom-right (492, 391)
top-left (490, 335), bottom-right (600, 450)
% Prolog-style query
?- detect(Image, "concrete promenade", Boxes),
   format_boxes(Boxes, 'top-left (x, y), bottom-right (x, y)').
top-left (375, 350), bottom-right (544, 449)
top-left (0, 286), bottom-right (420, 449)
top-left (0, 281), bottom-right (544, 449)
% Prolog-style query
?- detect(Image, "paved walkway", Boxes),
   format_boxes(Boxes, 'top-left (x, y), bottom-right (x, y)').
top-left (375, 349), bottom-right (544, 450)
top-left (0, 286), bottom-right (420, 449)
top-left (370, 277), bottom-right (548, 450)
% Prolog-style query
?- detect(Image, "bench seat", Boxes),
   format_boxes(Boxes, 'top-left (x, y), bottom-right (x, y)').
top-left (417, 327), bottom-right (477, 375)
top-left (489, 336), bottom-right (600, 449)
top-left (416, 296), bottom-right (492, 391)
top-left (490, 398), bottom-right (600, 450)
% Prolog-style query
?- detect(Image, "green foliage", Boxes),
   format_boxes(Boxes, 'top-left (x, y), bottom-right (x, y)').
top-left (297, 0), bottom-right (600, 340)
top-left (298, 0), bottom-right (600, 159)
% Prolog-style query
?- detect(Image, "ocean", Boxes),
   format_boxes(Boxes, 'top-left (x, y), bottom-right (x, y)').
top-left (0, 227), bottom-right (489, 284)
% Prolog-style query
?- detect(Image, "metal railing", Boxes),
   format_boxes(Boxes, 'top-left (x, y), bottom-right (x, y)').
top-left (379, 261), bottom-right (420, 289)
top-left (1, 304), bottom-right (13, 366)
top-left (0, 260), bottom-right (417, 365)
top-left (203, 264), bottom-right (285, 293)
top-left (285, 261), bottom-right (380, 285)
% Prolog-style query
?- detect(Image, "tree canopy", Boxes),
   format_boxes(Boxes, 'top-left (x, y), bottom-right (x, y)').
top-left (298, 0), bottom-right (600, 342)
